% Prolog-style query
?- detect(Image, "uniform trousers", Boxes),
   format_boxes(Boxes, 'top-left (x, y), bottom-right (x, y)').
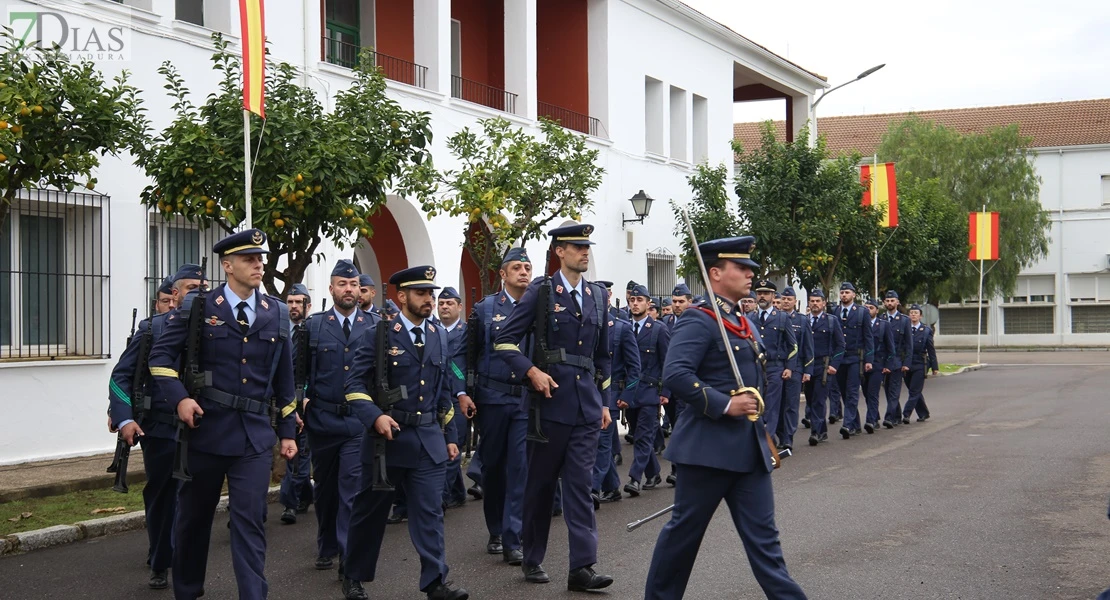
top-left (836, 362), bottom-right (864, 431)
top-left (306, 430), bottom-right (362, 560)
top-left (803, 368), bottom-right (834, 438)
top-left (476, 405), bottom-right (528, 550)
top-left (629, 405), bottom-right (661, 483)
top-left (776, 375), bottom-right (803, 448)
top-left (139, 436), bottom-right (177, 572)
top-left (592, 407), bottom-right (621, 493)
top-left (903, 366), bottom-right (931, 419)
top-left (442, 400), bottom-right (468, 506)
top-left (761, 366), bottom-right (785, 444)
top-left (863, 368), bottom-right (885, 426)
top-left (279, 429), bottom-right (312, 510)
top-left (883, 369), bottom-right (906, 424)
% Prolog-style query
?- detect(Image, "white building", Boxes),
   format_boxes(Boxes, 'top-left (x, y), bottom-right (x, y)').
top-left (734, 99), bottom-right (1110, 348)
top-left (0, 0), bottom-right (826, 464)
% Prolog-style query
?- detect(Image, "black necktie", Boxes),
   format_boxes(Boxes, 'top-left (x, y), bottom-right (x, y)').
top-left (842, 307), bottom-right (849, 320)
top-left (411, 326), bottom-right (424, 360)
top-left (811, 316), bottom-right (817, 328)
top-left (236, 301), bottom-right (249, 332)
top-left (343, 318), bottom-right (351, 340)
top-left (634, 322), bottom-right (641, 336)
top-left (759, 311), bottom-right (767, 326)
top-left (570, 289), bottom-right (582, 320)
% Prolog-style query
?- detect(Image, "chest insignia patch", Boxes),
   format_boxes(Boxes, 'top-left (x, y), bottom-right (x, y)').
top-left (388, 347), bottom-right (405, 356)
top-left (553, 304), bottom-right (566, 313)
top-left (260, 299), bottom-right (269, 310)
top-left (207, 316), bottom-right (224, 326)
top-left (492, 314), bottom-right (507, 322)
top-left (215, 296), bottom-right (225, 306)
top-left (393, 322), bottom-right (402, 333)
top-left (555, 285), bottom-right (564, 294)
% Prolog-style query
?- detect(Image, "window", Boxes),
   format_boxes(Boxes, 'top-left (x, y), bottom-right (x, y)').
top-left (176, 0), bottom-right (203, 26)
top-left (938, 307), bottom-right (987, 335)
top-left (644, 77), bottom-right (664, 155)
top-left (1072, 306), bottom-right (1110, 333)
top-left (1102, 175), bottom-right (1110, 206)
top-left (1006, 275), bottom-right (1055, 304)
top-left (692, 94), bottom-right (708, 164)
top-left (669, 86), bottom-right (687, 162)
top-left (1068, 273), bottom-right (1110, 303)
top-left (146, 212), bottom-right (228, 313)
top-left (324, 0), bottom-right (361, 68)
top-left (1003, 306), bottom-right (1054, 334)
top-left (451, 19), bottom-right (462, 78)
top-left (646, 248), bottom-right (676, 298)
top-left (1, 190), bottom-right (110, 360)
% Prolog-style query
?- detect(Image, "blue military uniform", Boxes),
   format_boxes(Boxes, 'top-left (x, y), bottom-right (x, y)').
top-left (438, 286), bottom-right (470, 508)
top-left (881, 291), bottom-right (913, 428)
top-left (777, 287), bottom-right (812, 451)
top-left (470, 248), bottom-right (532, 562)
top-left (803, 292), bottom-right (845, 445)
top-left (830, 282), bottom-right (875, 438)
top-left (342, 266), bottom-right (466, 600)
top-left (298, 261), bottom-right (371, 570)
top-left (903, 306), bottom-right (938, 422)
top-left (592, 281), bottom-right (640, 502)
top-left (623, 284), bottom-right (670, 495)
top-left (863, 299), bottom-right (896, 432)
top-left (147, 232), bottom-right (297, 600)
top-left (494, 224), bottom-right (613, 589)
top-left (645, 236), bottom-right (806, 600)
top-left (280, 281), bottom-right (314, 521)
top-left (752, 279), bottom-right (799, 448)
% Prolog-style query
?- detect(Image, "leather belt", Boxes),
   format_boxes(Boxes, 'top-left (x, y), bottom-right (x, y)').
top-left (313, 400), bottom-right (351, 416)
top-left (201, 388), bottom-right (271, 415)
top-left (477, 376), bottom-right (525, 397)
top-left (142, 411), bottom-right (177, 426)
top-left (389, 410), bottom-right (438, 426)
top-left (560, 354), bottom-right (596, 373)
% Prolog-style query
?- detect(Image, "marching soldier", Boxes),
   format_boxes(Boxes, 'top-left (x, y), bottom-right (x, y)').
top-left (148, 230), bottom-right (298, 600)
top-left (752, 279), bottom-right (798, 448)
top-left (660, 297), bottom-right (673, 320)
top-left (342, 266), bottom-right (467, 600)
top-left (437, 286), bottom-right (471, 510)
top-left (280, 281), bottom-right (314, 524)
top-left (107, 263), bottom-right (205, 589)
top-left (154, 276), bottom-right (176, 314)
top-left (644, 236), bottom-right (806, 600)
top-left (740, 291), bottom-right (758, 315)
top-left (903, 304), bottom-right (938, 423)
top-left (592, 281), bottom-right (640, 505)
top-left (776, 287), bottom-right (812, 452)
top-left (803, 290), bottom-right (844, 446)
top-left (831, 282), bottom-right (874, 439)
top-left (619, 284), bottom-right (670, 497)
top-left (863, 299), bottom-right (896, 433)
top-left (298, 260), bottom-right (371, 573)
top-left (880, 291), bottom-right (913, 428)
top-left (357, 274), bottom-right (382, 320)
top-left (494, 223), bottom-right (614, 592)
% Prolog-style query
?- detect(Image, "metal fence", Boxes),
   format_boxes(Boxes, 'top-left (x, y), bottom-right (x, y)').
top-left (538, 101), bottom-right (603, 138)
top-left (0, 189), bottom-right (110, 360)
top-left (144, 211), bottom-right (229, 316)
top-left (322, 37), bottom-right (429, 89)
top-left (451, 75), bottom-right (518, 114)
top-left (645, 248), bottom-right (677, 298)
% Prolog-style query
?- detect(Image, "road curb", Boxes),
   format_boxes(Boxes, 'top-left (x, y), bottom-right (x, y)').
top-left (936, 364), bottom-right (984, 377)
top-left (1, 486), bottom-right (280, 558)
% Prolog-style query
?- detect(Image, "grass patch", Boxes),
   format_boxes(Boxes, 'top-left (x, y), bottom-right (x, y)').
top-left (938, 363), bottom-right (965, 373)
top-left (0, 483), bottom-right (146, 536)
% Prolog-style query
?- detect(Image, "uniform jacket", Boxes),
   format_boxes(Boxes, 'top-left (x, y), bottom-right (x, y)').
top-left (784, 311), bottom-right (814, 378)
top-left (880, 310), bottom-right (913, 370)
top-left (470, 291), bottom-right (528, 411)
top-left (444, 319), bottom-right (468, 397)
top-left (300, 308), bottom-right (373, 438)
top-left (833, 302), bottom-right (874, 365)
top-left (494, 274), bottom-right (612, 426)
top-left (148, 287), bottom-right (297, 456)
top-left (662, 297), bottom-right (773, 474)
top-left (626, 315), bottom-right (671, 408)
top-left (751, 308), bottom-right (799, 372)
top-left (108, 314), bottom-right (177, 440)
top-left (608, 317), bottom-right (641, 410)
top-left (909, 323), bottom-right (939, 370)
top-left (809, 312), bottom-right (846, 369)
top-left (344, 318), bottom-right (458, 468)
top-left (868, 317), bottom-right (897, 373)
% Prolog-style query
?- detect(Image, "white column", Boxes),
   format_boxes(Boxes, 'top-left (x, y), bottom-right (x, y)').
top-left (794, 94), bottom-right (813, 147)
top-left (587, 0), bottom-right (609, 135)
top-left (504, 0), bottom-right (537, 119)
top-left (414, 0), bottom-right (451, 94)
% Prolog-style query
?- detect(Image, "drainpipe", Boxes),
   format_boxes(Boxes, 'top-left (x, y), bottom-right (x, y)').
top-left (1058, 149), bottom-right (1065, 345)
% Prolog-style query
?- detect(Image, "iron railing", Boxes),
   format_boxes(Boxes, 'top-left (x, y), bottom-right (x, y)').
top-left (646, 248), bottom-right (677, 298)
top-left (451, 75), bottom-right (517, 114)
top-left (0, 189), bottom-right (111, 360)
top-left (538, 101), bottom-right (603, 137)
top-left (145, 211), bottom-right (229, 316)
top-left (322, 37), bottom-right (429, 89)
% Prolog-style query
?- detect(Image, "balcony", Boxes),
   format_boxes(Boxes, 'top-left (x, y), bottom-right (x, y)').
top-left (451, 75), bottom-right (517, 114)
top-left (538, 101), bottom-right (603, 137)
top-left (323, 37), bottom-right (428, 89)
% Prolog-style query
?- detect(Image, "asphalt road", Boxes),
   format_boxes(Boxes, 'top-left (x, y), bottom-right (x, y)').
top-left (3, 354), bottom-right (1110, 599)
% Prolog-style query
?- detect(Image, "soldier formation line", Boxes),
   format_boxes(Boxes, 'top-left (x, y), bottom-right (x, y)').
top-left (107, 224), bottom-right (940, 600)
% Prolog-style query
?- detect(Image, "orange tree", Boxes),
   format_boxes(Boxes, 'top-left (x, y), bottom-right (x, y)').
top-left (0, 26), bottom-right (146, 233)
top-left (134, 35), bottom-right (435, 296)
top-left (421, 117), bottom-right (603, 295)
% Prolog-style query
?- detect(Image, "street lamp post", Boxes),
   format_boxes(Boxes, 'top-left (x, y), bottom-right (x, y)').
top-left (808, 63), bottom-right (885, 148)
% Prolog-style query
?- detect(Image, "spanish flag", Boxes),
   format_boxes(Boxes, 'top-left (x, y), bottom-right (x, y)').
top-left (860, 163), bottom-right (898, 228)
top-left (968, 211), bottom-right (999, 261)
top-left (240, 0), bottom-right (265, 117)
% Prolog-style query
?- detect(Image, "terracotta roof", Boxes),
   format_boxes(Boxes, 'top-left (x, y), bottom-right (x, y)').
top-left (733, 98), bottom-right (1110, 158)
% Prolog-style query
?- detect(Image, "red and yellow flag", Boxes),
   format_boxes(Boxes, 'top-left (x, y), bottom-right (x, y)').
top-left (860, 162), bottom-right (898, 228)
top-left (968, 211), bottom-right (999, 261)
top-left (240, 0), bottom-right (265, 117)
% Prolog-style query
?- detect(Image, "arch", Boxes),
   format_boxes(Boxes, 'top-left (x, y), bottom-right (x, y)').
top-left (458, 220), bottom-right (500, 311)
top-left (352, 195), bottom-right (434, 306)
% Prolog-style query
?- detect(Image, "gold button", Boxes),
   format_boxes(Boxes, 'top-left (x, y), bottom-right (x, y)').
top-left (578, 341), bottom-right (583, 346)
top-left (270, 337), bottom-right (275, 342)
top-left (243, 337), bottom-right (249, 343)
top-left (241, 378), bottom-right (247, 383)
top-left (576, 375), bottom-right (580, 380)
top-left (734, 346), bottom-right (740, 350)
top-left (393, 361), bottom-right (398, 366)
top-left (416, 411), bottom-right (421, 415)
top-left (344, 366), bottom-right (350, 371)
top-left (345, 348), bottom-right (349, 352)
top-left (419, 396), bottom-right (424, 401)
top-left (420, 380), bottom-right (425, 385)
top-left (241, 358), bottom-right (247, 364)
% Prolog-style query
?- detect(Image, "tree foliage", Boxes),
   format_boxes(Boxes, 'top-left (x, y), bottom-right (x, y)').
top-left (0, 26), bottom-right (146, 233)
top-left (134, 35), bottom-right (436, 297)
top-left (421, 117), bottom-right (603, 295)
top-left (733, 123), bottom-right (880, 292)
top-left (673, 162), bottom-right (741, 282)
top-left (877, 117), bottom-right (1049, 300)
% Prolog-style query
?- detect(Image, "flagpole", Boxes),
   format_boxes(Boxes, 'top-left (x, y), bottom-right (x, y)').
top-left (976, 203), bottom-right (986, 365)
top-left (243, 109), bottom-right (252, 228)
top-left (873, 153), bottom-right (879, 298)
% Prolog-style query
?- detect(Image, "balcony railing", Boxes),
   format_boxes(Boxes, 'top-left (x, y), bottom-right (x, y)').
top-left (538, 101), bottom-right (603, 137)
top-left (451, 75), bottom-right (517, 114)
top-left (322, 37), bottom-right (428, 89)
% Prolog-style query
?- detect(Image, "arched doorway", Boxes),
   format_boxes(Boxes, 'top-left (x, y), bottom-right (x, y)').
top-left (458, 220), bottom-right (499, 312)
top-left (352, 196), bottom-right (434, 308)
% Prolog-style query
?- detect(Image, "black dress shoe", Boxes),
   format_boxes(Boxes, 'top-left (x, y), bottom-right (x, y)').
top-left (642, 474), bottom-right (662, 490)
top-left (342, 577), bottom-right (368, 600)
top-left (599, 489), bottom-right (622, 503)
top-left (523, 563), bottom-right (550, 583)
top-left (829, 415), bottom-right (840, 424)
top-left (623, 479), bottom-right (641, 497)
top-left (149, 569), bottom-right (168, 590)
top-left (486, 535), bottom-right (504, 555)
top-left (425, 578), bottom-right (469, 600)
top-left (387, 512), bottom-right (405, 524)
top-left (503, 548), bottom-right (524, 565)
top-left (296, 499), bottom-right (311, 514)
top-left (567, 566), bottom-right (613, 592)
top-left (882, 420), bottom-right (893, 429)
top-left (444, 499), bottom-right (466, 510)
top-left (613, 454), bottom-right (623, 466)
top-left (665, 473), bottom-right (676, 486)
top-left (467, 484), bottom-right (484, 500)
top-left (280, 507), bottom-right (296, 524)
top-left (902, 417), bottom-right (911, 424)
top-left (315, 555), bottom-right (335, 570)
top-left (808, 434), bottom-right (819, 446)
top-left (781, 445), bottom-right (792, 454)
top-left (864, 422), bottom-right (875, 434)
top-left (839, 426), bottom-right (851, 440)
top-left (591, 492), bottom-right (601, 510)
top-left (917, 414), bottom-right (930, 422)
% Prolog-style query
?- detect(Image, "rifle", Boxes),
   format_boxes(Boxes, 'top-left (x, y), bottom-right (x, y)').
top-left (172, 257), bottom-right (210, 482)
top-left (370, 282), bottom-right (405, 491)
top-left (526, 250), bottom-right (563, 444)
top-left (821, 356), bottom-right (831, 386)
top-left (289, 320), bottom-right (310, 476)
top-left (464, 287), bottom-right (478, 458)
top-left (108, 309), bottom-right (145, 491)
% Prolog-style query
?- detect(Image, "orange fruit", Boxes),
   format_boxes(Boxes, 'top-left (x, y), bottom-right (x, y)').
top-left (274, 218), bottom-right (285, 227)
top-left (184, 167), bottom-right (194, 177)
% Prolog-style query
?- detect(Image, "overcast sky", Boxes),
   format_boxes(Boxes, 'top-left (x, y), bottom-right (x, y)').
top-left (680, 0), bottom-right (1110, 123)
